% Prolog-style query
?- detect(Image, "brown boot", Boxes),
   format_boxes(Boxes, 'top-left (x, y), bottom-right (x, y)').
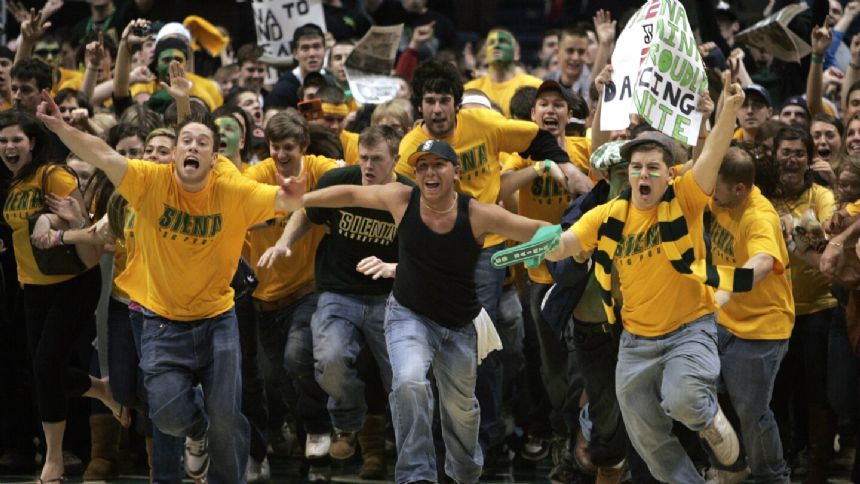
top-left (83, 413), bottom-right (121, 481)
top-left (804, 407), bottom-right (837, 484)
top-left (358, 414), bottom-right (387, 479)
top-left (595, 460), bottom-right (626, 484)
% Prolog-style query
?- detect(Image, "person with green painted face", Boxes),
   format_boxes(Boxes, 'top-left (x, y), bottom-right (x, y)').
top-left (463, 29), bottom-right (543, 118)
top-left (213, 106), bottom-right (252, 172)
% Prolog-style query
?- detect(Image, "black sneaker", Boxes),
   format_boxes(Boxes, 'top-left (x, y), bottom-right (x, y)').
top-left (185, 433), bottom-right (210, 479)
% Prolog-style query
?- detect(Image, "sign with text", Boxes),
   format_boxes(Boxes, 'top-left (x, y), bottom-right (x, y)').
top-left (601, 0), bottom-right (706, 146)
top-left (252, 0), bottom-right (326, 63)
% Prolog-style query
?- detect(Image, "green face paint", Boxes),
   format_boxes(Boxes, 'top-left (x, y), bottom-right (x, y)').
top-left (157, 48), bottom-right (186, 81)
top-left (34, 41), bottom-right (61, 67)
top-left (215, 116), bottom-right (242, 158)
top-left (485, 31), bottom-right (514, 65)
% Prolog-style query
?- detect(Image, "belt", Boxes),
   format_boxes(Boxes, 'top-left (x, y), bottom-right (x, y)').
top-left (253, 282), bottom-right (315, 312)
top-left (575, 320), bottom-right (614, 334)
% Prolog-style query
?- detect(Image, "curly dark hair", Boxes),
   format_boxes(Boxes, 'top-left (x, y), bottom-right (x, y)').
top-left (410, 58), bottom-right (464, 112)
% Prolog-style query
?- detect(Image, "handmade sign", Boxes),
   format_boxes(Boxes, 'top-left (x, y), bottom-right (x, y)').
top-left (252, 0), bottom-right (326, 63)
top-left (735, 3), bottom-right (810, 63)
top-left (344, 25), bottom-right (404, 104)
top-left (601, 0), bottom-right (707, 146)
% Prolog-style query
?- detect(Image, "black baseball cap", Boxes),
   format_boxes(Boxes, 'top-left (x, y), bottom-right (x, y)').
top-left (743, 84), bottom-right (773, 107)
top-left (407, 139), bottom-right (459, 166)
top-left (781, 95), bottom-right (808, 112)
top-left (535, 80), bottom-right (572, 106)
top-left (620, 132), bottom-right (677, 166)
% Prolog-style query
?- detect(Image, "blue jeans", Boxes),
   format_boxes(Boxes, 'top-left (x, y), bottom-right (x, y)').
top-left (385, 295), bottom-right (483, 484)
top-left (311, 291), bottom-right (392, 432)
top-left (129, 310), bottom-right (185, 484)
top-left (473, 244), bottom-right (507, 450)
top-left (107, 297), bottom-right (143, 408)
top-left (616, 314), bottom-right (720, 484)
top-left (717, 325), bottom-right (790, 483)
top-left (257, 293), bottom-right (330, 434)
top-left (140, 307), bottom-right (249, 484)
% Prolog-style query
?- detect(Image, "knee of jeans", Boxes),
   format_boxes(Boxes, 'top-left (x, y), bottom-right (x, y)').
top-left (661, 385), bottom-right (714, 428)
top-left (284, 345), bottom-right (313, 378)
top-left (150, 394), bottom-right (197, 438)
top-left (391, 365), bottom-right (430, 395)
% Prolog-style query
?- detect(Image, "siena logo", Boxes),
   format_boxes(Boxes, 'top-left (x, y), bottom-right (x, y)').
top-left (421, 140), bottom-right (434, 151)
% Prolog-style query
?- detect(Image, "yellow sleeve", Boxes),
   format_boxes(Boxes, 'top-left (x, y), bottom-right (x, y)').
top-left (243, 158), bottom-right (275, 183)
top-left (675, 170), bottom-right (710, 215)
top-left (223, 175), bottom-right (279, 226)
top-left (117, 159), bottom-right (158, 208)
top-left (846, 200), bottom-right (860, 216)
top-left (395, 129), bottom-right (424, 181)
top-left (502, 152), bottom-right (530, 172)
top-left (481, 110), bottom-right (540, 155)
top-left (570, 203), bottom-right (608, 253)
top-left (309, 155), bottom-right (341, 185)
top-left (565, 137), bottom-right (591, 173)
top-left (813, 185), bottom-right (837, 224)
top-left (741, 212), bottom-right (787, 275)
top-left (44, 166), bottom-right (78, 198)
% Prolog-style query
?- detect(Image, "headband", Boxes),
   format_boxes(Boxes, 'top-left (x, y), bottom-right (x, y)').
top-left (321, 102), bottom-right (350, 117)
top-left (461, 95), bottom-right (491, 108)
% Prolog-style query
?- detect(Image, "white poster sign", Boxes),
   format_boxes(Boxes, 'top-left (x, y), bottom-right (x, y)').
top-left (252, 0), bottom-right (326, 63)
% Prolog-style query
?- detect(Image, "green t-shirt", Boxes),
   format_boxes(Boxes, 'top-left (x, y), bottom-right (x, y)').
top-left (306, 165), bottom-right (413, 295)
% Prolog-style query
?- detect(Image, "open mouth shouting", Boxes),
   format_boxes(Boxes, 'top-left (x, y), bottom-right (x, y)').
top-left (541, 115), bottom-right (560, 133)
top-left (816, 146), bottom-right (831, 159)
top-left (180, 156), bottom-right (201, 175)
top-left (423, 179), bottom-right (441, 193)
top-left (2, 152), bottom-right (21, 169)
top-left (218, 140), bottom-right (228, 153)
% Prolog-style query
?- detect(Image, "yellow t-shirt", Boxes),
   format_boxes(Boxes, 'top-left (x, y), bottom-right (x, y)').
top-left (243, 155), bottom-right (339, 302)
top-left (130, 72), bottom-right (224, 111)
top-left (396, 108), bottom-right (540, 247)
top-left (571, 171), bottom-right (717, 336)
top-left (2, 165), bottom-right (79, 285)
top-left (732, 128), bottom-right (746, 142)
top-left (501, 136), bottom-right (591, 284)
top-left (845, 199), bottom-right (860, 216)
top-left (340, 130), bottom-right (360, 166)
top-left (709, 187), bottom-right (794, 339)
top-left (772, 184), bottom-right (837, 315)
top-left (464, 72), bottom-right (544, 118)
top-left (115, 159), bottom-right (279, 321)
top-left (111, 207), bottom-right (137, 303)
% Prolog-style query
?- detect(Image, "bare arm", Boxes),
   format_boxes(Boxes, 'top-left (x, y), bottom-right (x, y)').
top-left (690, 90), bottom-right (716, 167)
top-left (470, 200), bottom-right (549, 243)
top-left (81, 33), bottom-right (106, 103)
top-left (692, 71), bottom-right (744, 195)
top-left (114, 20), bottom-right (151, 99)
top-left (14, 9), bottom-right (51, 65)
top-left (161, 61), bottom-right (192, 123)
top-left (807, 25), bottom-right (832, 117)
top-left (714, 252), bottom-right (775, 306)
top-left (590, 65), bottom-right (613, 151)
top-left (37, 91), bottom-right (128, 186)
top-left (276, 175), bottom-right (411, 221)
top-left (257, 209), bottom-right (313, 268)
top-left (545, 230), bottom-right (589, 263)
top-left (589, 10), bottom-right (617, 97)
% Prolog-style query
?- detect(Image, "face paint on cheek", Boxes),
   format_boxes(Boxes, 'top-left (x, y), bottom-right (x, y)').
top-left (649, 172), bottom-right (662, 178)
top-left (629, 170), bottom-right (641, 177)
top-left (485, 31), bottom-right (515, 65)
top-left (215, 118), bottom-right (241, 157)
top-left (157, 49), bottom-right (186, 81)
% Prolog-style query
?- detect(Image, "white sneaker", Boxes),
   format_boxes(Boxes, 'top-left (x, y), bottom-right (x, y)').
top-left (184, 433), bottom-right (210, 479)
top-left (305, 433), bottom-right (332, 459)
top-left (704, 466), bottom-right (750, 484)
top-left (245, 456), bottom-right (271, 482)
top-left (699, 406), bottom-right (740, 467)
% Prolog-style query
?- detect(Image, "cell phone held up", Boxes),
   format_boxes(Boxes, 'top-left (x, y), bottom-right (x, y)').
top-left (131, 24), bottom-right (152, 38)
top-left (298, 99), bottom-right (324, 121)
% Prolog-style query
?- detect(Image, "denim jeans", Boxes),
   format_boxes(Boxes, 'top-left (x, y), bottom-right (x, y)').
top-left (311, 291), bottom-right (391, 432)
top-left (140, 307), bottom-right (249, 484)
top-left (716, 325), bottom-right (790, 483)
top-left (129, 309), bottom-right (185, 484)
top-left (107, 297), bottom-right (143, 408)
top-left (385, 295), bottom-right (483, 484)
top-left (257, 293), bottom-right (330, 434)
top-left (474, 243), bottom-right (507, 450)
top-left (236, 295), bottom-right (268, 462)
top-left (616, 313), bottom-right (721, 484)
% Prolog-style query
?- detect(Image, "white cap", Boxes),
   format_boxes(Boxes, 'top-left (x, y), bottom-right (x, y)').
top-left (156, 22), bottom-right (192, 43)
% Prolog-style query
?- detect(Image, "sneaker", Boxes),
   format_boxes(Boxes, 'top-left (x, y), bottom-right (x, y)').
top-left (185, 433), bottom-right (210, 479)
top-left (522, 435), bottom-right (551, 461)
top-left (245, 456), bottom-right (271, 482)
top-left (699, 406), bottom-right (740, 467)
top-left (704, 466), bottom-right (751, 484)
top-left (306, 433), bottom-right (332, 459)
top-left (329, 431), bottom-right (357, 460)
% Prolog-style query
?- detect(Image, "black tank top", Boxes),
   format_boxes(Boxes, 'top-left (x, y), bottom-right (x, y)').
top-left (392, 187), bottom-right (482, 328)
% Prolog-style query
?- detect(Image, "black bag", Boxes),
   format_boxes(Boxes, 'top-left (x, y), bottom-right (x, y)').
top-left (231, 256), bottom-right (258, 301)
top-left (27, 165), bottom-right (87, 276)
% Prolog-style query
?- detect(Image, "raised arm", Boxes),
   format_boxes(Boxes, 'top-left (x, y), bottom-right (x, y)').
top-left (114, 19), bottom-right (152, 99)
top-left (470, 200), bottom-right (549, 243)
top-left (13, 8), bottom-right (51, 65)
top-left (82, 33), bottom-right (106, 103)
top-left (590, 65), bottom-right (613, 152)
top-left (160, 61), bottom-right (192, 124)
top-left (692, 71), bottom-right (745, 195)
top-left (37, 91), bottom-right (128, 185)
top-left (807, 25), bottom-right (832, 117)
top-left (276, 174), bottom-right (412, 221)
top-left (589, 10), bottom-right (616, 98)
top-left (500, 159), bottom-right (571, 201)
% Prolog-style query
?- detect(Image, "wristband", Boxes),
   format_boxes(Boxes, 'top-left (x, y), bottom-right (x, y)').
top-left (57, 230), bottom-right (65, 246)
top-left (544, 159), bottom-right (553, 173)
top-left (810, 54), bottom-right (823, 64)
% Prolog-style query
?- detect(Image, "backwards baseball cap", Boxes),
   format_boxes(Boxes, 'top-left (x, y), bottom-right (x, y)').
top-left (590, 141), bottom-right (627, 172)
top-left (620, 132), bottom-right (677, 166)
top-left (743, 84), bottom-right (773, 107)
top-left (407, 139), bottom-right (458, 166)
top-left (781, 95), bottom-right (808, 112)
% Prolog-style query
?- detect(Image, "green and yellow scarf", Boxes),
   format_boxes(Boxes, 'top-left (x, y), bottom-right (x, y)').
top-left (593, 185), bottom-right (754, 324)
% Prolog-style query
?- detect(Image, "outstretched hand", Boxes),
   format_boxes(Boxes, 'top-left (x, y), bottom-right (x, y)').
top-left (276, 173), bottom-right (308, 212)
top-left (593, 10), bottom-right (617, 45)
top-left (257, 244), bottom-right (292, 268)
top-left (36, 90), bottom-right (67, 132)
top-left (159, 61), bottom-right (192, 100)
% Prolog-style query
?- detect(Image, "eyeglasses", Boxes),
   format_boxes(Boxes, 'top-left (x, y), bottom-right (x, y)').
top-left (34, 48), bottom-right (60, 57)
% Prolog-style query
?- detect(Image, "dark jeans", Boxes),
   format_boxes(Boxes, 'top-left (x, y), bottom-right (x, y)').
top-left (257, 293), bottom-right (330, 435)
top-left (571, 318), bottom-right (627, 467)
top-left (23, 266), bottom-right (101, 422)
top-left (236, 295), bottom-right (268, 462)
top-left (107, 297), bottom-right (144, 408)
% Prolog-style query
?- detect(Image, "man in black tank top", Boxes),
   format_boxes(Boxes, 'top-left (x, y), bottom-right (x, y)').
top-left (277, 140), bottom-right (550, 484)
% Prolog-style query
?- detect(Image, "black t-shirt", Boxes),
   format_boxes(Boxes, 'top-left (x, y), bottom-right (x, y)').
top-left (372, 1), bottom-right (458, 57)
top-left (305, 165), bottom-right (413, 295)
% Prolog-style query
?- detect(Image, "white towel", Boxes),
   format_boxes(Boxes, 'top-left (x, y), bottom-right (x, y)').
top-left (474, 307), bottom-right (503, 364)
